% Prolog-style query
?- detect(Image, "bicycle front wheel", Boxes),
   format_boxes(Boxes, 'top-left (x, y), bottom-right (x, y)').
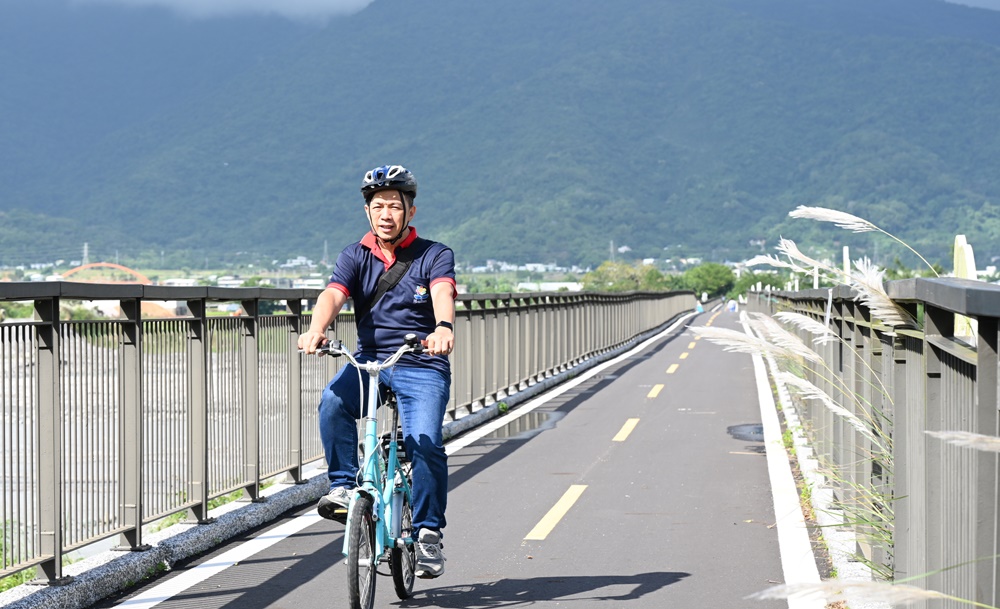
top-left (390, 484), bottom-right (415, 599)
top-left (347, 494), bottom-right (377, 609)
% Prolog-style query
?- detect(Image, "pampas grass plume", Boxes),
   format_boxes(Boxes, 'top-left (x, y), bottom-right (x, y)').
top-left (926, 430), bottom-right (1000, 453)
top-left (747, 580), bottom-right (949, 605)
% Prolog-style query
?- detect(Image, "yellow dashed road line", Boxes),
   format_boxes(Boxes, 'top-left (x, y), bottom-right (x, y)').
top-left (525, 485), bottom-right (588, 541)
top-left (667, 364), bottom-right (679, 374)
top-left (688, 342), bottom-right (696, 349)
top-left (679, 352), bottom-right (689, 360)
top-left (613, 418), bottom-right (640, 442)
top-left (647, 384), bottom-right (664, 399)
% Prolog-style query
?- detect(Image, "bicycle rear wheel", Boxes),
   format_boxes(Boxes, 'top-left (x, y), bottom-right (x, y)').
top-left (390, 482), bottom-right (415, 599)
top-left (347, 494), bottom-right (377, 609)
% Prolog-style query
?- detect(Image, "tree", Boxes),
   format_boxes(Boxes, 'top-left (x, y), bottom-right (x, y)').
top-left (582, 261), bottom-right (681, 292)
top-left (682, 263), bottom-right (735, 298)
top-left (727, 271), bottom-right (786, 300)
top-left (582, 261), bottom-right (640, 292)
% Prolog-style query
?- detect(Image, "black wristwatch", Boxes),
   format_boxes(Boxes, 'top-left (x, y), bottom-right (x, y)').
top-left (436, 321), bottom-right (454, 331)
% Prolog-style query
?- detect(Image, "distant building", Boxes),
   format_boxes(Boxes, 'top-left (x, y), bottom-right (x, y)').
top-left (216, 276), bottom-right (243, 288)
top-left (162, 278), bottom-right (199, 287)
top-left (515, 282), bottom-right (583, 292)
top-left (293, 278), bottom-right (326, 289)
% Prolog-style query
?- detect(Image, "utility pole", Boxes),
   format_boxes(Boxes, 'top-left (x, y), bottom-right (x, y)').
top-left (83, 243), bottom-right (90, 266)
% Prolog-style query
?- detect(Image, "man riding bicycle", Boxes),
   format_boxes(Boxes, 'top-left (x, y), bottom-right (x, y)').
top-left (297, 165), bottom-right (455, 579)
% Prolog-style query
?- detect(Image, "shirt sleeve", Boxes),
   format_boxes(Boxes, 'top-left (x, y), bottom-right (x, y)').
top-left (328, 248), bottom-right (358, 297)
top-left (428, 245), bottom-right (457, 296)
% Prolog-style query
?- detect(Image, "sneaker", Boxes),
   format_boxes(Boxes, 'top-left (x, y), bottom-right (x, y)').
top-left (317, 487), bottom-right (352, 522)
top-left (415, 529), bottom-right (446, 579)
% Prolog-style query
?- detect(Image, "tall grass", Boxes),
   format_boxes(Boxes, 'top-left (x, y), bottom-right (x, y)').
top-left (731, 205), bottom-right (1000, 607)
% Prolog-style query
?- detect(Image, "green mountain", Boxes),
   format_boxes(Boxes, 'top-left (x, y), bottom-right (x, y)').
top-left (4, 0), bottom-right (1000, 269)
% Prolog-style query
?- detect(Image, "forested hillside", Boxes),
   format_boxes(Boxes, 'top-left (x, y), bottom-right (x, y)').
top-left (3, 0), bottom-right (1000, 269)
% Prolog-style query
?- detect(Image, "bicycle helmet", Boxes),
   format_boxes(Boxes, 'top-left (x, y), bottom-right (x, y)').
top-left (360, 165), bottom-right (418, 202)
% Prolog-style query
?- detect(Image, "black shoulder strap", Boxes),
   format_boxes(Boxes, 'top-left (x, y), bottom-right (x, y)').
top-left (369, 238), bottom-right (430, 310)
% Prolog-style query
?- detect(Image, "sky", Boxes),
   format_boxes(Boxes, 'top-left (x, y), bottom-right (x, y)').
top-left (72, 0), bottom-right (374, 20)
top-left (53, 0), bottom-right (1000, 20)
top-left (59, 0), bottom-right (1000, 21)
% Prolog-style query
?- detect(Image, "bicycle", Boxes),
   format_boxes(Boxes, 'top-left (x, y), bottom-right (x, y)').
top-left (312, 334), bottom-right (422, 609)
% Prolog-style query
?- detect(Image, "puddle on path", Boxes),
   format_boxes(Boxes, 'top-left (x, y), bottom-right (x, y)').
top-left (726, 423), bottom-right (764, 443)
top-left (485, 410), bottom-right (566, 441)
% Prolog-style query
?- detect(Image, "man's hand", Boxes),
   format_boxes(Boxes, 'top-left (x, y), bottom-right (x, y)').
top-left (298, 329), bottom-right (328, 355)
top-left (298, 288), bottom-right (347, 355)
top-left (422, 326), bottom-right (454, 356)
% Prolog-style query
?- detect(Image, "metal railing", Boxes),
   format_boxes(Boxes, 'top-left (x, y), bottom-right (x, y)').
top-left (0, 282), bottom-right (694, 583)
top-left (749, 278), bottom-right (1000, 609)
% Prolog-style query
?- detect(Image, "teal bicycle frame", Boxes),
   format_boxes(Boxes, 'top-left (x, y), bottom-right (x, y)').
top-left (342, 364), bottom-right (413, 560)
top-left (318, 339), bottom-right (417, 568)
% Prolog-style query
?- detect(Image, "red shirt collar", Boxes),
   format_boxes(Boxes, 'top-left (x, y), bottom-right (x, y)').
top-left (360, 227), bottom-right (419, 269)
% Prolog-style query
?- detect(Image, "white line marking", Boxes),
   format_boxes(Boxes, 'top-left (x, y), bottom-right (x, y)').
top-left (741, 312), bottom-right (824, 609)
top-left (119, 511), bottom-right (324, 608)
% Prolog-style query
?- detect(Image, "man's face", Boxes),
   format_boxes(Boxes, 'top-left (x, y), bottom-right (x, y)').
top-left (366, 190), bottom-right (415, 242)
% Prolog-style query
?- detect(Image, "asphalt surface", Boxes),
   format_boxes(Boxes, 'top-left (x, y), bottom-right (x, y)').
top-left (93, 307), bottom-right (789, 609)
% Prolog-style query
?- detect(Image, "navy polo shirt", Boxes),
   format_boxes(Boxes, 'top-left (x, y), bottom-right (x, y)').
top-left (328, 228), bottom-right (456, 374)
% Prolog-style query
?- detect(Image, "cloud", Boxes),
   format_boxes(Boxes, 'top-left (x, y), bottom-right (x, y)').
top-left (945, 0), bottom-right (1000, 10)
top-left (72, 0), bottom-right (374, 21)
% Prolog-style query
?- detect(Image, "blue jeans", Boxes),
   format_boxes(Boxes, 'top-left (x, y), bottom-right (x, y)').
top-left (319, 360), bottom-right (450, 533)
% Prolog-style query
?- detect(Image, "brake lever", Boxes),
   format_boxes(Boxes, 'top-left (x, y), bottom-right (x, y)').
top-left (316, 340), bottom-right (344, 357)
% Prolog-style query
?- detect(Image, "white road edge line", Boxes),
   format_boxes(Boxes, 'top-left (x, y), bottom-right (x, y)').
top-left (119, 511), bottom-right (324, 608)
top-left (122, 310), bottom-right (698, 608)
top-left (740, 311), bottom-right (824, 609)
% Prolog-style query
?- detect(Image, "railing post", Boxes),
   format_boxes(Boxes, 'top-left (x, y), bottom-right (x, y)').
top-left (556, 294), bottom-right (568, 371)
top-left (472, 298), bottom-right (487, 412)
top-left (34, 296), bottom-right (71, 585)
top-left (974, 316), bottom-right (999, 606)
top-left (892, 327), bottom-right (922, 586)
top-left (451, 301), bottom-right (469, 419)
top-left (499, 295), bottom-right (513, 398)
top-left (852, 304), bottom-right (875, 564)
top-left (116, 298), bottom-right (148, 551)
top-left (240, 298), bottom-right (262, 502)
top-left (923, 303), bottom-right (950, 596)
top-left (286, 298), bottom-right (304, 484)
top-left (186, 298), bottom-right (213, 524)
top-left (513, 296), bottom-right (527, 391)
top-left (485, 297), bottom-right (498, 404)
top-left (830, 297), bottom-right (848, 499)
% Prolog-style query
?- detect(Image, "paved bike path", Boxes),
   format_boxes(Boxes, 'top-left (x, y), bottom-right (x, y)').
top-left (92, 307), bottom-right (800, 609)
top-left (437, 306), bottom-right (787, 608)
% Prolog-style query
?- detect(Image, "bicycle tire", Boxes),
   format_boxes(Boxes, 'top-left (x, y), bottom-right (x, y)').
top-left (390, 476), bottom-right (416, 599)
top-left (347, 494), bottom-right (377, 609)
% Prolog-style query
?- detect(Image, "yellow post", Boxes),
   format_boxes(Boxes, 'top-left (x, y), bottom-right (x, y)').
top-left (954, 235), bottom-right (978, 345)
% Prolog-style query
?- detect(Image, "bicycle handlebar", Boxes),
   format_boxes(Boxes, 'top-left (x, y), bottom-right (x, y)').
top-left (306, 333), bottom-right (424, 372)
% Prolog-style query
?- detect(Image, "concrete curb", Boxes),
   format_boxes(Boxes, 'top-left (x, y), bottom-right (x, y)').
top-left (0, 311), bottom-right (690, 609)
top-left (763, 331), bottom-right (890, 609)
